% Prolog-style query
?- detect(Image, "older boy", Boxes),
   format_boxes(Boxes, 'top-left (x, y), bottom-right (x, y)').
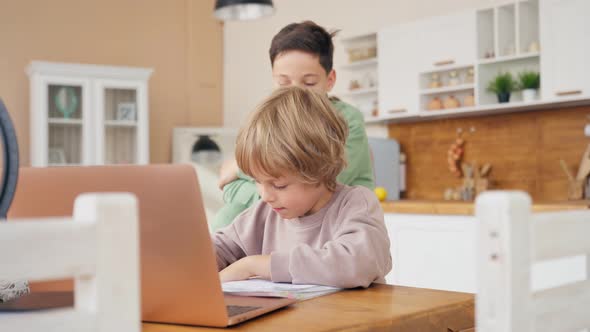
top-left (212, 21), bottom-right (374, 231)
top-left (214, 87), bottom-right (391, 288)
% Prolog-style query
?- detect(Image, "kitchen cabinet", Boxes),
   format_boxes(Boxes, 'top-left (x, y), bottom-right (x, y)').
top-left (540, 0), bottom-right (590, 100)
top-left (378, 23), bottom-right (420, 118)
top-left (383, 213), bottom-right (587, 293)
top-left (338, 33), bottom-right (379, 121)
top-left (27, 61), bottom-right (152, 166)
top-left (414, 10), bottom-right (476, 73)
top-left (378, 11), bottom-right (475, 120)
top-left (371, 0), bottom-right (590, 124)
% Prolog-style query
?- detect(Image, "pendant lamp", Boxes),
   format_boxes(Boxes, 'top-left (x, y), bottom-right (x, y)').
top-left (214, 0), bottom-right (274, 21)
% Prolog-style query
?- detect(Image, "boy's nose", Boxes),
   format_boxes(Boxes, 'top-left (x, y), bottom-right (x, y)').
top-left (260, 188), bottom-right (275, 203)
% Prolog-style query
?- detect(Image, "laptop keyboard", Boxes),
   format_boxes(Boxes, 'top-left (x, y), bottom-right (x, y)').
top-left (226, 305), bottom-right (261, 317)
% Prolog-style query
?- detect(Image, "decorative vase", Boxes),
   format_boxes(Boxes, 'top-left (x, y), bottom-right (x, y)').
top-left (522, 89), bottom-right (537, 102)
top-left (497, 92), bottom-right (511, 103)
top-left (427, 97), bottom-right (443, 111)
top-left (54, 87), bottom-right (79, 119)
top-left (463, 94), bottom-right (475, 107)
top-left (443, 95), bottom-right (460, 109)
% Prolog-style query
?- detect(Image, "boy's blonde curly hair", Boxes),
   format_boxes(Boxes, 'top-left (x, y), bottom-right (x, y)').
top-left (236, 86), bottom-right (348, 191)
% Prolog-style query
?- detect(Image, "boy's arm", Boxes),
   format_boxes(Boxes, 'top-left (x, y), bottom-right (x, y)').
top-left (335, 103), bottom-right (375, 189)
top-left (211, 175), bottom-right (260, 231)
top-left (212, 222), bottom-right (248, 271)
top-left (270, 188), bottom-right (392, 288)
top-left (212, 202), bottom-right (267, 273)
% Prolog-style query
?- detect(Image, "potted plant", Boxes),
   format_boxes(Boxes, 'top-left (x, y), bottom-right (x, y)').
top-left (518, 70), bottom-right (540, 102)
top-left (487, 72), bottom-right (517, 103)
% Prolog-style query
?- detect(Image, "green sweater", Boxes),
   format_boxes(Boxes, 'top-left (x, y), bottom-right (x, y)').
top-left (211, 99), bottom-right (375, 231)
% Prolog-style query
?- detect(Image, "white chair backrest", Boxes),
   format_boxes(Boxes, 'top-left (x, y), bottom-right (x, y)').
top-left (476, 191), bottom-right (590, 332)
top-left (0, 193), bottom-right (140, 332)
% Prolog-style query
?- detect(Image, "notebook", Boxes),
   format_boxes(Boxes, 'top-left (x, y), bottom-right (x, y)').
top-left (222, 279), bottom-right (340, 301)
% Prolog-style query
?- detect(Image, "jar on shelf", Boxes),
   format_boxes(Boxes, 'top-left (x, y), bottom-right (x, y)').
top-left (448, 71), bottom-right (460, 86)
top-left (371, 100), bottom-right (379, 117)
top-left (465, 68), bottom-right (474, 84)
top-left (463, 93), bottom-right (475, 107)
top-left (427, 97), bottom-right (443, 110)
top-left (443, 95), bottom-right (460, 109)
top-left (349, 80), bottom-right (361, 90)
top-left (429, 73), bottom-right (442, 89)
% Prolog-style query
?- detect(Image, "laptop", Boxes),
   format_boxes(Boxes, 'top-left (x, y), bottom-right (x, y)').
top-left (5, 164), bottom-right (295, 327)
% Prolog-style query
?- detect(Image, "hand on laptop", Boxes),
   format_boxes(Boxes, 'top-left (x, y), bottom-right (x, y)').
top-left (219, 255), bottom-right (271, 282)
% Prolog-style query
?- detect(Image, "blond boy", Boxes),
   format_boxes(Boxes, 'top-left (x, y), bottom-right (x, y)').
top-left (213, 87), bottom-right (391, 288)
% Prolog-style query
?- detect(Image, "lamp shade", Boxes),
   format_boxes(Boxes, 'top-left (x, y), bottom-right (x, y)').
top-left (214, 0), bottom-right (274, 21)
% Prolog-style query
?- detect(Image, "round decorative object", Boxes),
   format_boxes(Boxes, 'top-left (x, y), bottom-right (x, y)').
top-left (54, 87), bottom-right (79, 119)
top-left (427, 97), bottom-right (443, 111)
top-left (443, 95), bottom-right (460, 109)
top-left (0, 99), bottom-right (19, 219)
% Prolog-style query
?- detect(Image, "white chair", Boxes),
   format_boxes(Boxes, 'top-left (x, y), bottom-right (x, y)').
top-left (476, 191), bottom-right (590, 332)
top-left (0, 193), bottom-right (140, 332)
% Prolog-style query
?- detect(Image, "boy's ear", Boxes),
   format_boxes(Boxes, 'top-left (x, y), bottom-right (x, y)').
top-left (326, 69), bottom-right (336, 92)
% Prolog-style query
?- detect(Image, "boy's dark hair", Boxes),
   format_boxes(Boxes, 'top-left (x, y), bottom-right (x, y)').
top-left (269, 21), bottom-right (338, 74)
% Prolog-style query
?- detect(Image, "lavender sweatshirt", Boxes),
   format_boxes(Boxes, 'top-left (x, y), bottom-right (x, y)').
top-left (213, 184), bottom-right (392, 288)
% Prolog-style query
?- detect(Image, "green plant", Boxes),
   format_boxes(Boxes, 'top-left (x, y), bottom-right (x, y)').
top-left (518, 70), bottom-right (540, 90)
top-left (486, 72), bottom-right (517, 94)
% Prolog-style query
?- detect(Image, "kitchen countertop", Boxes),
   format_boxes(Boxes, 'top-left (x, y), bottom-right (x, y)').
top-left (381, 200), bottom-right (590, 215)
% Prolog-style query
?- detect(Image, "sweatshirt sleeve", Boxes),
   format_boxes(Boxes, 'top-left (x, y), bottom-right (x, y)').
top-left (212, 202), bottom-right (266, 271)
top-left (270, 188), bottom-right (392, 288)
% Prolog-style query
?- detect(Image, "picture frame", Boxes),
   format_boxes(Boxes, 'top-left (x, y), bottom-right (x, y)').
top-left (48, 148), bottom-right (67, 165)
top-left (116, 102), bottom-right (137, 121)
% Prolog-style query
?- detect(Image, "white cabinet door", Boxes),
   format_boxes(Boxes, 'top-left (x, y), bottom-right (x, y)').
top-left (94, 79), bottom-right (149, 165)
top-left (383, 213), bottom-right (587, 294)
top-left (378, 24), bottom-right (420, 117)
top-left (384, 213), bottom-right (477, 293)
top-left (414, 10), bottom-right (477, 72)
top-left (540, 0), bottom-right (590, 100)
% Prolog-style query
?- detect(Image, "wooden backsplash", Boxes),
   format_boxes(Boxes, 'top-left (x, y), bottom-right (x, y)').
top-left (388, 105), bottom-right (590, 201)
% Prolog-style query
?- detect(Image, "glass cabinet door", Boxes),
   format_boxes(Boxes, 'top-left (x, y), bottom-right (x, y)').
top-left (102, 87), bottom-right (138, 164)
top-left (47, 84), bottom-right (84, 166)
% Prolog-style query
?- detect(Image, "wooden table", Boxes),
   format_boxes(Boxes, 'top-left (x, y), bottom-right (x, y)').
top-left (142, 284), bottom-right (474, 332)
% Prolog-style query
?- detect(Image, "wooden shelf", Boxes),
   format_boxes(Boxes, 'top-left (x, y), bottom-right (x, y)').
top-left (420, 84), bottom-right (475, 95)
top-left (48, 118), bottom-right (83, 125)
top-left (104, 120), bottom-right (137, 127)
top-left (477, 52), bottom-right (540, 65)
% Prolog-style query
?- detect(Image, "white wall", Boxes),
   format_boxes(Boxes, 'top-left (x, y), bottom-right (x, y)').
top-left (223, 0), bottom-right (501, 130)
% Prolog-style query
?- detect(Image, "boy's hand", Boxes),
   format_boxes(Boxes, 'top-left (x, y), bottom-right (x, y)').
top-left (218, 159), bottom-right (239, 190)
top-left (219, 255), bottom-right (271, 283)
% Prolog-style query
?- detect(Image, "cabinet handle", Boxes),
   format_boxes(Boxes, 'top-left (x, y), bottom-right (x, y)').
top-left (556, 90), bottom-right (582, 96)
top-left (434, 59), bottom-right (455, 67)
top-left (388, 108), bottom-right (406, 114)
